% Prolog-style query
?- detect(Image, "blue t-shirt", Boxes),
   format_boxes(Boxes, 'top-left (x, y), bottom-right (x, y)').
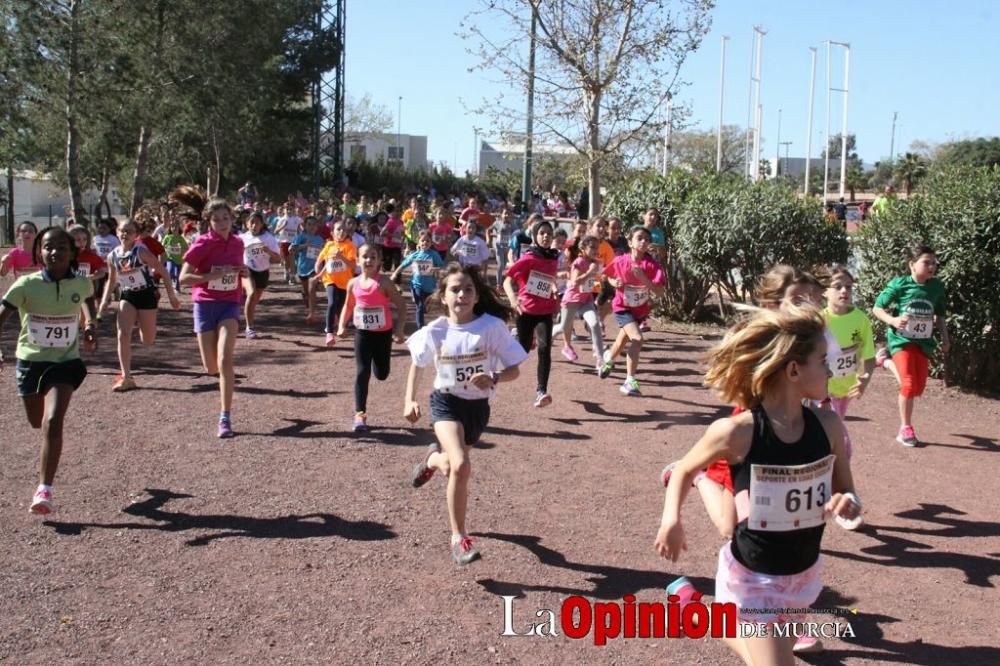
top-left (397, 249), bottom-right (444, 293)
top-left (290, 233), bottom-right (325, 277)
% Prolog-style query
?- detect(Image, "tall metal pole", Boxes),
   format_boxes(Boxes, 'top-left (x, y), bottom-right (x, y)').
top-left (662, 92), bottom-right (673, 176)
top-left (805, 47), bottom-right (816, 195)
top-left (823, 41), bottom-right (832, 202)
top-left (837, 44), bottom-right (851, 199)
top-left (775, 108), bottom-right (781, 177)
top-left (397, 96), bottom-right (402, 165)
top-left (474, 129), bottom-right (479, 176)
top-left (744, 29), bottom-right (755, 178)
top-left (521, 7), bottom-right (537, 207)
top-left (889, 111), bottom-right (898, 164)
top-left (716, 35), bottom-right (728, 172)
top-left (780, 141), bottom-right (792, 177)
top-left (750, 27), bottom-right (765, 181)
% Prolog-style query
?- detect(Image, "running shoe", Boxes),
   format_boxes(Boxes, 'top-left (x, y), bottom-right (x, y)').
top-left (111, 375), bottom-right (138, 392)
top-left (217, 417), bottom-right (234, 439)
top-left (353, 412), bottom-right (369, 432)
top-left (665, 576), bottom-right (697, 606)
top-left (411, 441), bottom-right (442, 488)
top-left (325, 332), bottom-right (337, 348)
top-left (29, 487), bottom-right (53, 515)
top-left (245, 327), bottom-right (258, 340)
top-left (533, 391), bottom-right (552, 408)
top-left (639, 321), bottom-right (651, 333)
top-left (793, 636), bottom-right (824, 654)
top-left (875, 347), bottom-right (890, 368)
top-left (620, 377), bottom-right (641, 396)
top-left (451, 536), bottom-right (482, 565)
top-left (599, 349), bottom-right (614, 379)
top-left (571, 332), bottom-right (587, 342)
top-left (561, 345), bottom-right (578, 362)
top-left (835, 513), bottom-right (865, 531)
top-left (660, 461), bottom-right (678, 487)
top-left (896, 425), bottom-right (918, 447)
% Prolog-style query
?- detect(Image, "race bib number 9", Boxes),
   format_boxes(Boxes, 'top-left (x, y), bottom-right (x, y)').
top-left (353, 306), bottom-right (386, 330)
top-left (748, 454), bottom-right (835, 532)
top-left (117, 269), bottom-right (144, 291)
top-left (832, 348), bottom-right (858, 378)
top-left (524, 270), bottom-right (556, 298)
top-left (208, 271), bottom-right (239, 291)
top-left (437, 351), bottom-right (487, 389)
top-left (27, 314), bottom-right (79, 348)
top-left (623, 285), bottom-right (649, 308)
top-left (902, 316), bottom-right (933, 339)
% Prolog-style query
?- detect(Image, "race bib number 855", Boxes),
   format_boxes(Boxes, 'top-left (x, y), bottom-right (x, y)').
top-left (748, 455), bottom-right (835, 531)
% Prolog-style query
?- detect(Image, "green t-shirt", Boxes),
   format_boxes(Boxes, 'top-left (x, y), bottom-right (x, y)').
top-left (3, 271), bottom-right (94, 363)
top-left (873, 275), bottom-right (946, 356)
top-left (162, 233), bottom-right (189, 264)
top-left (823, 306), bottom-right (876, 398)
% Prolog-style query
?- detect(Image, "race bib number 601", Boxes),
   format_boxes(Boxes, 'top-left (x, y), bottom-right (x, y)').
top-left (748, 454), bottom-right (835, 531)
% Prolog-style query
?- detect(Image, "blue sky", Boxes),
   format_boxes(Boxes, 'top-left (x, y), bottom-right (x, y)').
top-left (345, 0), bottom-right (1000, 173)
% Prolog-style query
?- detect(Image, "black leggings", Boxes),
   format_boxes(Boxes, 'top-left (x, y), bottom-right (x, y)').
top-left (354, 329), bottom-right (392, 413)
top-left (325, 284), bottom-right (347, 333)
top-left (516, 311), bottom-right (553, 393)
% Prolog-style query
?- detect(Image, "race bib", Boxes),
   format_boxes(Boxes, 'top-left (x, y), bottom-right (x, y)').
top-left (306, 246), bottom-right (320, 260)
top-left (117, 268), bottom-right (145, 291)
top-left (246, 244), bottom-right (270, 271)
top-left (326, 258), bottom-right (346, 274)
top-left (902, 315), bottom-right (933, 339)
top-left (208, 271), bottom-right (239, 291)
top-left (165, 243), bottom-right (183, 257)
top-left (27, 314), bottom-right (78, 348)
top-left (353, 306), bottom-right (386, 330)
top-left (95, 242), bottom-right (114, 257)
top-left (831, 347), bottom-right (858, 378)
top-left (76, 264), bottom-right (91, 278)
top-left (749, 455), bottom-right (835, 531)
top-left (462, 243), bottom-right (478, 257)
top-left (414, 260), bottom-right (433, 276)
top-left (524, 270), bottom-right (556, 298)
top-left (432, 232), bottom-right (447, 245)
top-left (437, 351), bottom-right (487, 389)
top-left (623, 285), bottom-right (649, 308)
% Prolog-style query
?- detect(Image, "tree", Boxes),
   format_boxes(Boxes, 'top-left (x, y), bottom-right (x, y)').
top-left (463, 0), bottom-right (714, 216)
top-left (936, 137), bottom-right (1000, 168)
top-left (669, 124), bottom-right (746, 174)
top-left (345, 93), bottom-right (394, 135)
top-left (821, 133), bottom-right (859, 162)
top-left (894, 152), bottom-right (927, 196)
top-left (844, 161), bottom-right (865, 202)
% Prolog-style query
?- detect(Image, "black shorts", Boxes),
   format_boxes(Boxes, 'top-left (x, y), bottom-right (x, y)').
top-left (249, 269), bottom-right (270, 290)
top-left (429, 390), bottom-right (490, 446)
top-left (121, 287), bottom-right (158, 310)
top-left (298, 272), bottom-right (316, 283)
top-left (16, 358), bottom-right (88, 396)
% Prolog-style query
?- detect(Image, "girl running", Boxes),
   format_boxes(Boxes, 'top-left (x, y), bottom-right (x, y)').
top-left (0, 227), bottom-right (98, 514)
top-left (655, 305), bottom-right (861, 665)
top-left (92, 219), bottom-right (121, 263)
top-left (69, 225), bottom-right (106, 283)
top-left (240, 211), bottom-right (281, 339)
top-left (552, 235), bottom-right (605, 369)
top-left (872, 243), bottom-right (949, 447)
top-left (449, 221), bottom-right (490, 270)
top-left (429, 208), bottom-right (456, 261)
top-left (289, 216), bottom-right (325, 321)
top-left (98, 219), bottom-right (180, 391)
top-left (335, 243), bottom-right (407, 432)
top-left (313, 220), bottom-right (357, 345)
top-left (392, 231), bottom-right (444, 330)
top-left (1, 221), bottom-right (41, 280)
top-left (274, 204), bottom-right (302, 284)
top-left (161, 216), bottom-right (189, 292)
top-left (380, 204), bottom-right (404, 271)
top-left (173, 185), bottom-right (246, 438)
top-left (503, 219), bottom-right (560, 408)
top-left (489, 207), bottom-right (515, 286)
top-left (405, 263), bottom-right (528, 565)
top-left (598, 226), bottom-right (666, 395)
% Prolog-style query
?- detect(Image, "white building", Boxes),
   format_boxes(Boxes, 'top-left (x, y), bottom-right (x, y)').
top-left (344, 132), bottom-right (430, 170)
top-left (1, 170), bottom-right (124, 240)
top-left (478, 138), bottom-right (577, 176)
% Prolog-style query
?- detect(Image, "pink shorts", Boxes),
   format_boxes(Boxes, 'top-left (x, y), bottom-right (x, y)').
top-left (714, 543), bottom-right (823, 624)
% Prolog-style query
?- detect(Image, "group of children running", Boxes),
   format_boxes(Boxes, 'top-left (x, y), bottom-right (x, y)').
top-left (1, 193), bottom-right (950, 658)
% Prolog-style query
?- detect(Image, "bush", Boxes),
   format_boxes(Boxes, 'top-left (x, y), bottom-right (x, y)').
top-left (853, 164), bottom-right (1000, 392)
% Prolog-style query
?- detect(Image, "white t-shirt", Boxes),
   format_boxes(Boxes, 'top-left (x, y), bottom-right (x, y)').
top-left (93, 233), bottom-right (121, 259)
top-left (407, 314), bottom-right (528, 400)
top-left (240, 231), bottom-right (279, 272)
top-left (277, 216), bottom-right (302, 242)
top-left (449, 236), bottom-right (490, 267)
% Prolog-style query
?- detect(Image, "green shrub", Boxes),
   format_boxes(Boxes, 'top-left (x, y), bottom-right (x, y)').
top-left (853, 164), bottom-right (1000, 391)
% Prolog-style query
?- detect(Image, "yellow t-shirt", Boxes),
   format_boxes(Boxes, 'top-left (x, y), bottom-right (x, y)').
top-left (317, 241), bottom-right (356, 289)
top-left (823, 306), bottom-right (875, 398)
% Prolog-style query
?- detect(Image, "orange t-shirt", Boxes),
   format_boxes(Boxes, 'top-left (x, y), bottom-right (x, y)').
top-left (592, 239), bottom-right (616, 293)
top-left (317, 240), bottom-right (356, 289)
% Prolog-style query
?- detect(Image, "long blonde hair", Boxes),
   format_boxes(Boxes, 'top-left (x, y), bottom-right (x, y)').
top-left (704, 305), bottom-right (826, 409)
top-left (168, 185), bottom-right (232, 222)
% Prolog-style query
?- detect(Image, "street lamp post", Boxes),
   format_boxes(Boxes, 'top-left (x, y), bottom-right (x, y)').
top-left (397, 95), bottom-right (402, 167)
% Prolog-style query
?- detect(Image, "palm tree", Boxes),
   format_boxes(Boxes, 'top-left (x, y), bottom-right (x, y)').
top-left (845, 162), bottom-right (865, 202)
top-left (893, 152), bottom-right (927, 196)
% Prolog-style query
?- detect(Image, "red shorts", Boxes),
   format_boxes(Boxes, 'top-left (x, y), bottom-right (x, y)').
top-left (279, 242), bottom-right (291, 258)
top-left (704, 460), bottom-right (734, 493)
top-left (893, 344), bottom-right (929, 398)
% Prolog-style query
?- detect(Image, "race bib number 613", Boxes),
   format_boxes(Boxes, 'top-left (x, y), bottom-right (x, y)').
top-left (748, 454), bottom-right (835, 531)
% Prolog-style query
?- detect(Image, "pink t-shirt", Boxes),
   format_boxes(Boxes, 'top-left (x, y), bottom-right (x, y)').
top-left (562, 257), bottom-right (597, 305)
top-left (183, 229), bottom-right (246, 303)
top-left (603, 253), bottom-right (665, 319)
top-left (381, 217), bottom-right (404, 249)
top-left (351, 275), bottom-right (393, 332)
top-left (3, 247), bottom-right (41, 277)
top-left (429, 223), bottom-right (454, 252)
top-left (506, 252), bottom-right (560, 316)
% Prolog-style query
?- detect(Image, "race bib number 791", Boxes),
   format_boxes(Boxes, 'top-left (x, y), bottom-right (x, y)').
top-left (748, 454), bottom-right (835, 531)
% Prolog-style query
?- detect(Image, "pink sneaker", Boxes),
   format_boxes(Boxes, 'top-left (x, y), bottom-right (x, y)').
top-left (793, 635), bottom-right (824, 653)
top-left (896, 425), bottom-right (918, 447)
top-left (875, 347), bottom-right (890, 368)
top-left (561, 345), bottom-right (578, 362)
top-left (325, 333), bottom-right (337, 347)
top-left (29, 487), bottom-right (53, 515)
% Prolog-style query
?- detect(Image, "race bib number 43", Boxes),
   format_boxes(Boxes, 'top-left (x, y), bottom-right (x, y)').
top-left (27, 314), bottom-right (79, 348)
top-left (902, 316), bottom-right (933, 339)
top-left (748, 454), bottom-right (835, 531)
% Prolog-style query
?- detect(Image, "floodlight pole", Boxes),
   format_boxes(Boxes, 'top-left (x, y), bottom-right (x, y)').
top-left (805, 47), bottom-right (816, 195)
top-left (775, 108), bottom-right (781, 177)
top-left (823, 41), bottom-right (831, 202)
top-left (521, 6), bottom-right (537, 207)
top-left (836, 43), bottom-right (850, 199)
top-left (749, 27), bottom-right (765, 180)
top-left (717, 35), bottom-right (728, 172)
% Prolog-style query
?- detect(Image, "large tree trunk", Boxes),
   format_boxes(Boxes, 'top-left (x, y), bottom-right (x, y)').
top-left (130, 125), bottom-right (151, 215)
top-left (98, 160), bottom-right (112, 220)
top-left (5, 166), bottom-right (13, 244)
top-left (65, 0), bottom-right (86, 224)
top-left (587, 91), bottom-right (601, 217)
